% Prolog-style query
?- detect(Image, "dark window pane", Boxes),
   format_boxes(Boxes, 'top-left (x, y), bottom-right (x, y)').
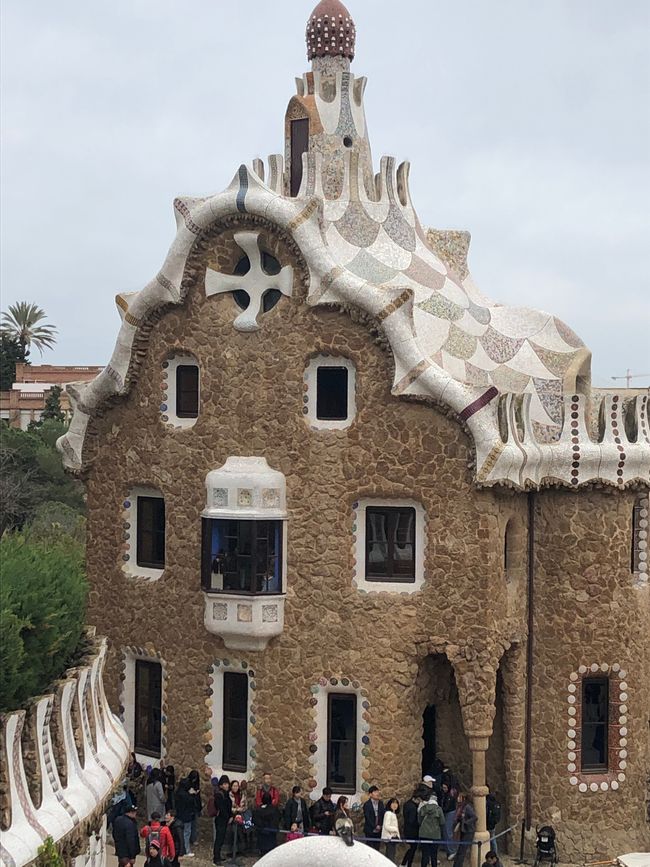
top-left (137, 496), bottom-right (165, 569)
top-left (176, 365), bottom-right (199, 418)
top-left (581, 677), bottom-right (609, 772)
top-left (328, 694), bottom-right (357, 793)
top-left (134, 660), bottom-right (162, 757)
top-left (223, 672), bottom-right (248, 772)
top-left (290, 118), bottom-right (309, 197)
top-left (365, 507), bottom-right (415, 581)
top-left (201, 519), bottom-right (283, 593)
top-left (316, 367), bottom-right (349, 421)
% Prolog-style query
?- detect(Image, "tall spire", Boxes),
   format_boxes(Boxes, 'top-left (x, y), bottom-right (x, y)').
top-left (306, 0), bottom-right (356, 63)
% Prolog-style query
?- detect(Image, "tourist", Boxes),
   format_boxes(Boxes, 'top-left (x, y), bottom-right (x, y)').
top-left (439, 781), bottom-right (458, 858)
top-left (255, 771), bottom-right (280, 807)
top-left (486, 792), bottom-right (502, 854)
top-left (164, 810), bottom-right (184, 865)
top-left (175, 775), bottom-right (199, 857)
top-left (212, 775), bottom-right (232, 865)
top-left (164, 765), bottom-right (176, 811)
top-left (286, 822), bottom-right (303, 842)
top-left (146, 768), bottom-right (166, 821)
top-left (363, 785), bottom-right (385, 850)
top-left (422, 774), bottom-right (435, 790)
top-left (283, 785), bottom-right (310, 832)
top-left (253, 790), bottom-right (280, 855)
top-left (112, 805), bottom-right (140, 867)
top-left (381, 798), bottom-right (401, 863)
top-left (400, 788), bottom-right (422, 867)
top-left (481, 851), bottom-right (503, 867)
top-left (141, 811), bottom-right (175, 863)
top-left (143, 837), bottom-right (164, 867)
top-left (127, 752), bottom-right (143, 780)
top-left (311, 786), bottom-right (336, 835)
top-left (333, 795), bottom-right (350, 826)
top-left (452, 794), bottom-right (477, 867)
top-left (418, 790), bottom-right (445, 867)
top-left (223, 779), bottom-right (247, 856)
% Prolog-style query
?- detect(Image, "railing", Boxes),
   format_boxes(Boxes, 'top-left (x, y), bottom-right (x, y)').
top-left (0, 630), bottom-right (129, 867)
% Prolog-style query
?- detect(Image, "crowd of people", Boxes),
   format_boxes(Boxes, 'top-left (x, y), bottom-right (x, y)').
top-left (109, 754), bottom-right (503, 867)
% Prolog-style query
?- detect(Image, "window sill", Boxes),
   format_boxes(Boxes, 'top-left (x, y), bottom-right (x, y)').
top-left (203, 592), bottom-right (285, 651)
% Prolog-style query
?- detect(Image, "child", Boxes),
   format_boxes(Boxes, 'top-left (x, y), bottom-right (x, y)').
top-left (286, 821), bottom-right (303, 842)
top-left (482, 851), bottom-right (503, 867)
top-left (143, 838), bottom-right (164, 867)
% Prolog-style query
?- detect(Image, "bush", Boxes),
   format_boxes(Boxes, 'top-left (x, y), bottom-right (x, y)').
top-left (35, 837), bottom-right (65, 867)
top-left (0, 532), bottom-right (87, 712)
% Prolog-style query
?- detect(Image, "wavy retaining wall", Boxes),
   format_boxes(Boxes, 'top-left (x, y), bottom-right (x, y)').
top-left (0, 633), bottom-right (129, 867)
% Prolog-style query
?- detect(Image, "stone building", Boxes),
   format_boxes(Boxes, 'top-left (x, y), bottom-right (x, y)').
top-left (0, 363), bottom-right (103, 429)
top-left (58, 1), bottom-right (650, 860)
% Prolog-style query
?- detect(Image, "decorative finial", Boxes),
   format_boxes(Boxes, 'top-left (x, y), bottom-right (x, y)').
top-left (306, 0), bottom-right (356, 62)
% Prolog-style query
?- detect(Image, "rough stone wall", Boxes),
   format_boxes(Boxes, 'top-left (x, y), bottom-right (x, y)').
top-left (531, 489), bottom-right (650, 860)
top-left (81, 219), bottom-right (649, 858)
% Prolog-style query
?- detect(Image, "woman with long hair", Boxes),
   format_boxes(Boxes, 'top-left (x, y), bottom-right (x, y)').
top-left (381, 798), bottom-right (401, 863)
top-left (146, 767), bottom-right (166, 821)
top-left (452, 793), bottom-right (477, 867)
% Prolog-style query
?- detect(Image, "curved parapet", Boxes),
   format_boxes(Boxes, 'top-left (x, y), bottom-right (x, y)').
top-left (56, 159), bottom-right (650, 490)
top-left (0, 634), bottom-right (129, 867)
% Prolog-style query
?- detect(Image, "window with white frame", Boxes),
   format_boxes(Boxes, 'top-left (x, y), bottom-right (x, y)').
top-left (208, 660), bottom-right (255, 780)
top-left (304, 356), bottom-right (356, 430)
top-left (161, 354), bottom-right (200, 428)
top-left (121, 650), bottom-right (165, 762)
top-left (353, 498), bottom-right (425, 593)
top-left (122, 487), bottom-right (166, 580)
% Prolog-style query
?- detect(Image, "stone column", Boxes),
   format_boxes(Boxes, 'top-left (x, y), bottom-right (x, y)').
top-left (469, 734), bottom-right (491, 867)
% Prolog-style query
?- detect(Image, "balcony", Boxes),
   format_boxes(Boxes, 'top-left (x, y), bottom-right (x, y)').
top-left (201, 457), bottom-right (288, 652)
top-left (203, 591), bottom-right (285, 651)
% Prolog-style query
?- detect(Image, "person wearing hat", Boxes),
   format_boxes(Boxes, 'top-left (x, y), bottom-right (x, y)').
top-left (112, 804), bottom-right (140, 867)
top-left (144, 837), bottom-right (164, 867)
top-left (141, 811), bottom-right (175, 864)
top-left (212, 774), bottom-right (232, 865)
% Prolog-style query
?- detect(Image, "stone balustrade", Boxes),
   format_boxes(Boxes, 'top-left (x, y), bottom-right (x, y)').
top-left (0, 632), bottom-right (129, 867)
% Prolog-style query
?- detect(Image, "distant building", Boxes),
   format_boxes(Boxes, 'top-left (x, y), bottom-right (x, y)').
top-left (0, 363), bottom-right (103, 429)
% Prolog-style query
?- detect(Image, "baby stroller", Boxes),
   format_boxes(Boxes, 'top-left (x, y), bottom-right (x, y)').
top-left (533, 825), bottom-right (558, 866)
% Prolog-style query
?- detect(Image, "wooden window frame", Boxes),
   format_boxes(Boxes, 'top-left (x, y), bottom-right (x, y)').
top-left (134, 659), bottom-right (162, 758)
top-left (580, 676), bottom-right (609, 773)
top-left (136, 496), bottom-right (166, 569)
top-left (327, 693), bottom-right (357, 794)
top-left (222, 671), bottom-right (248, 773)
top-left (365, 506), bottom-right (416, 582)
top-left (201, 518), bottom-right (283, 594)
top-left (175, 364), bottom-right (199, 419)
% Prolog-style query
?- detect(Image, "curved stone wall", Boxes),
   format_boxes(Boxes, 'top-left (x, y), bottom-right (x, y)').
top-left (0, 632), bottom-right (129, 867)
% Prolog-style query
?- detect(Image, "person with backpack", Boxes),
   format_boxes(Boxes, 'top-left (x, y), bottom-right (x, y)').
top-left (210, 775), bottom-right (233, 865)
top-left (141, 811), bottom-right (175, 864)
top-left (417, 790), bottom-right (445, 867)
top-left (485, 793), bottom-right (502, 854)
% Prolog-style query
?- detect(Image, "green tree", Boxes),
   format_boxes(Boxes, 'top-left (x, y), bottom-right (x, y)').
top-left (35, 838), bottom-right (65, 867)
top-left (0, 332), bottom-right (27, 390)
top-left (41, 385), bottom-right (65, 423)
top-left (0, 531), bottom-right (87, 712)
top-left (1, 301), bottom-right (57, 356)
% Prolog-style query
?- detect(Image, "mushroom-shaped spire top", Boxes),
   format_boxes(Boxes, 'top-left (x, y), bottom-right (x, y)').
top-left (306, 0), bottom-right (356, 62)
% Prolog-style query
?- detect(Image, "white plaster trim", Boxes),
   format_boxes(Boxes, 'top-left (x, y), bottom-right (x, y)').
top-left (120, 648), bottom-right (166, 763)
top-left (632, 494), bottom-right (648, 587)
top-left (121, 487), bottom-right (165, 582)
top-left (207, 659), bottom-right (257, 782)
top-left (161, 354), bottom-right (199, 429)
top-left (304, 355), bottom-right (356, 430)
top-left (352, 498), bottom-right (425, 594)
top-left (308, 678), bottom-right (368, 810)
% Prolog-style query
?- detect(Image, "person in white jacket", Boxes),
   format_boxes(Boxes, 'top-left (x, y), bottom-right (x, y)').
top-left (381, 798), bottom-right (401, 863)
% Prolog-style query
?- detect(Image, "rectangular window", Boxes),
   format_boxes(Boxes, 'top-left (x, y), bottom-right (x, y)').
top-left (176, 364), bottom-right (199, 418)
top-left (327, 693), bottom-right (357, 793)
top-left (581, 677), bottom-right (609, 772)
top-left (290, 118), bottom-right (309, 197)
top-left (365, 506), bottom-right (416, 581)
top-left (137, 496), bottom-right (166, 569)
top-left (201, 518), bottom-right (283, 594)
top-left (134, 660), bottom-right (162, 757)
top-left (223, 672), bottom-right (248, 772)
top-left (316, 366), bottom-right (349, 421)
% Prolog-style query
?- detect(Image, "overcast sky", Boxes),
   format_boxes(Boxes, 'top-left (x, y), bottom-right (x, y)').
top-left (1, 0), bottom-right (649, 387)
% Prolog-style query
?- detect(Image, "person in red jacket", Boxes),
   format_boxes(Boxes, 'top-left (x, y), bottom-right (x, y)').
top-left (140, 812), bottom-right (175, 862)
top-left (254, 772), bottom-right (280, 808)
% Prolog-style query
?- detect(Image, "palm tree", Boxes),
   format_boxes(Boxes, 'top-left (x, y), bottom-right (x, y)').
top-left (1, 302), bottom-right (57, 356)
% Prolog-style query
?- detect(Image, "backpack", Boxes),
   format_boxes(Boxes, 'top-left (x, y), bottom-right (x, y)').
top-left (146, 827), bottom-right (162, 858)
top-left (486, 796), bottom-right (501, 829)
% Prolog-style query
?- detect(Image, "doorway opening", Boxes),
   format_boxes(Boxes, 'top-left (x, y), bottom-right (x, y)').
top-left (422, 704), bottom-right (437, 777)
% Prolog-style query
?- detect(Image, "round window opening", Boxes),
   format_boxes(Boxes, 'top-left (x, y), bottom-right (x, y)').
top-left (343, 136), bottom-right (353, 148)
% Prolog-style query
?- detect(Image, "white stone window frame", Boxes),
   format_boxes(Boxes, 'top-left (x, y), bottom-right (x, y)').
top-left (308, 677), bottom-right (368, 810)
top-left (120, 646), bottom-right (167, 765)
top-left (352, 498), bottom-right (426, 594)
top-left (161, 353), bottom-right (200, 430)
top-left (121, 486), bottom-right (166, 582)
top-left (304, 355), bottom-right (356, 430)
top-left (207, 659), bottom-right (257, 782)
